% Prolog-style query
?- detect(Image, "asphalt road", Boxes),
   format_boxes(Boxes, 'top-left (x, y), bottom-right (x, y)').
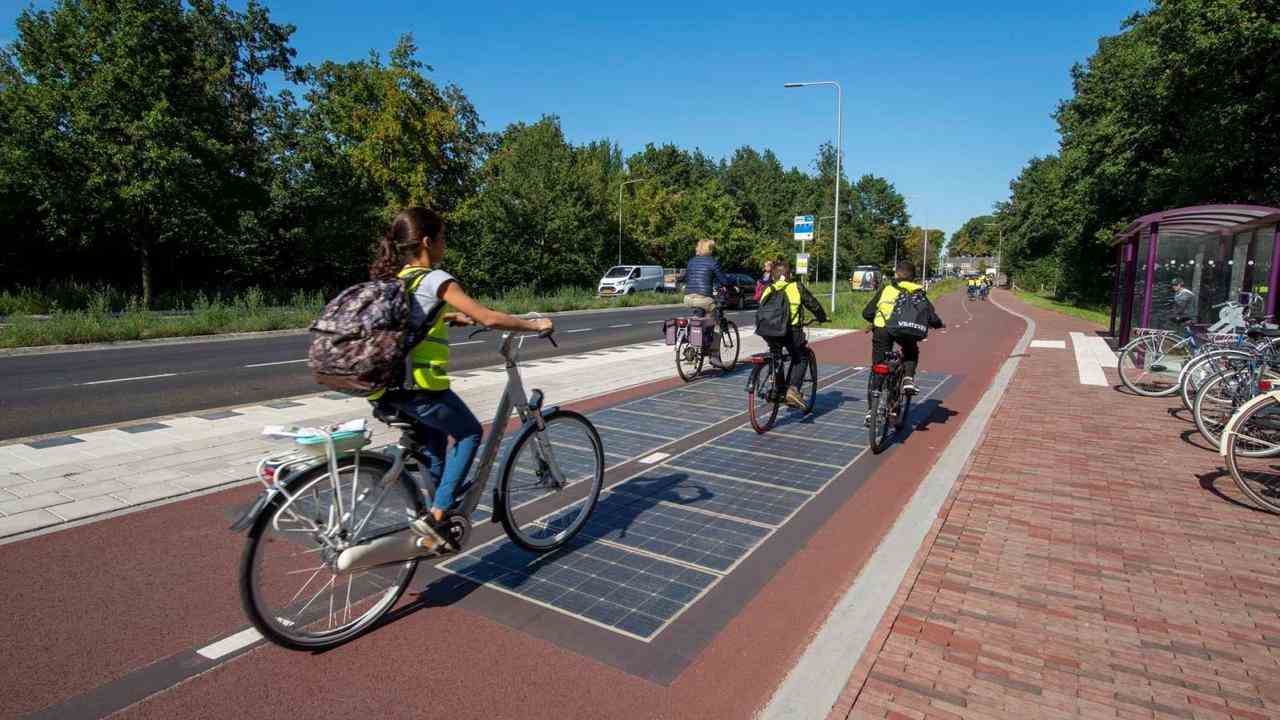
top-left (0, 304), bottom-right (752, 441)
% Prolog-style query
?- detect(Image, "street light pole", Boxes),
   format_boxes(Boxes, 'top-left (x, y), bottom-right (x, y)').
top-left (617, 178), bottom-right (647, 266)
top-left (785, 81), bottom-right (843, 312)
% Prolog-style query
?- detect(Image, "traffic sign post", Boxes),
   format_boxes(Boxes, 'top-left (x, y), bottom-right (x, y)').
top-left (795, 253), bottom-right (810, 276)
top-left (793, 215), bottom-right (814, 242)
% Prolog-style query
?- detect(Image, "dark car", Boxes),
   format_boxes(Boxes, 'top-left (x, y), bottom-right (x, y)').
top-left (719, 272), bottom-right (760, 309)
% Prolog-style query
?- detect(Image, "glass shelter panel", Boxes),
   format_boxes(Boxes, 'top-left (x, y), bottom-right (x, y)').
top-left (1128, 233), bottom-right (1150, 331)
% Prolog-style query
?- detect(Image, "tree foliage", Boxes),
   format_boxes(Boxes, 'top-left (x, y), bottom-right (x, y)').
top-left (0, 0), bottom-right (920, 302)
top-left (966, 0), bottom-right (1280, 302)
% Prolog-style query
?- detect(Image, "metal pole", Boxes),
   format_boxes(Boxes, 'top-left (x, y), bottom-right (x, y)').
top-left (832, 83), bottom-right (842, 312)
top-left (784, 81), bottom-right (842, 312)
top-left (617, 178), bottom-right (647, 266)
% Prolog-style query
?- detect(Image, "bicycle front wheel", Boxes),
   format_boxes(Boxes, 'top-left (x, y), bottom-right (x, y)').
top-left (800, 348), bottom-right (818, 414)
top-left (718, 321), bottom-right (741, 370)
top-left (1118, 334), bottom-right (1188, 397)
top-left (1226, 394), bottom-right (1280, 512)
top-left (240, 455), bottom-right (423, 651)
top-left (748, 358), bottom-right (780, 433)
top-left (498, 410), bottom-right (605, 552)
top-left (1180, 350), bottom-right (1252, 411)
top-left (1193, 370), bottom-right (1255, 449)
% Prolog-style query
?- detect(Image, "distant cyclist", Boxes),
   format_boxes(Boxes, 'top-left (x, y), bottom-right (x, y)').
top-left (862, 261), bottom-right (943, 423)
top-left (967, 275), bottom-right (979, 300)
top-left (684, 238), bottom-right (731, 366)
top-left (368, 208), bottom-right (552, 542)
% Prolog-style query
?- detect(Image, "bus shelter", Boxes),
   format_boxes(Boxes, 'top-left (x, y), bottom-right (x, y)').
top-left (1112, 204), bottom-right (1280, 345)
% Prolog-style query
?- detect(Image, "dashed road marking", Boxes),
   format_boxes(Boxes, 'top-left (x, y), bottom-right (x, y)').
top-left (196, 628), bottom-right (262, 660)
top-left (243, 359), bottom-right (307, 368)
top-left (609, 323), bottom-right (631, 328)
top-left (81, 373), bottom-right (178, 386)
top-left (567, 328), bottom-right (592, 334)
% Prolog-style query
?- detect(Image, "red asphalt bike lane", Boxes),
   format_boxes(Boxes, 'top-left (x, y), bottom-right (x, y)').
top-left (0, 288), bottom-right (1025, 720)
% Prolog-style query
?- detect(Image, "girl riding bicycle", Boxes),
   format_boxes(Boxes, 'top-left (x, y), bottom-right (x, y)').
top-left (368, 208), bottom-right (552, 538)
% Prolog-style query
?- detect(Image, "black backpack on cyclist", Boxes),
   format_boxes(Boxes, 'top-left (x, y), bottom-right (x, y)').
top-left (755, 283), bottom-right (790, 338)
top-left (884, 284), bottom-right (935, 341)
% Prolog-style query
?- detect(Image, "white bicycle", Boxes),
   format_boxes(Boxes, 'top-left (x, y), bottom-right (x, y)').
top-left (233, 327), bottom-right (604, 650)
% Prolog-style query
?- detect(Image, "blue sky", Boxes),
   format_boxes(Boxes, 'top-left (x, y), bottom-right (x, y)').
top-left (2, 0), bottom-right (1149, 239)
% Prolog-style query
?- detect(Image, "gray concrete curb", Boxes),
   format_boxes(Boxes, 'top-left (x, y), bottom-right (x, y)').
top-left (758, 292), bottom-right (1036, 720)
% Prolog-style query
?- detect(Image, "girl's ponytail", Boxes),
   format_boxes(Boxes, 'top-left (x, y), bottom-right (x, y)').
top-left (369, 207), bottom-right (444, 280)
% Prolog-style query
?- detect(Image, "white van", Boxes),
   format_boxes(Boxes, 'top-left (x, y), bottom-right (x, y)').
top-left (597, 265), bottom-right (663, 296)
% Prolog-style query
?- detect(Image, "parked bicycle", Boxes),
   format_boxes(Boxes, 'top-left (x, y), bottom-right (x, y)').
top-left (1220, 377), bottom-right (1280, 513)
top-left (234, 327), bottom-right (604, 650)
top-left (668, 289), bottom-right (740, 381)
top-left (746, 330), bottom-right (818, 433)
top-left (1118, 297), bottom-right (1263, 396)
top-left (867, 349), bottom-right (911, 454)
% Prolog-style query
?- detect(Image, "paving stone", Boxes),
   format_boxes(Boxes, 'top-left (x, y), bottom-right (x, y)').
top-left (0, 508), bottom-right (63, 536)
top-left (109, 481), bottom-right (192, 505)
top-left (5, 476), bottom-right (86, 498)
top-left (58, 479), bottom-right (131, 500)
top-left (48, 494), bottom-right (127, 521)
top-left (0, 491), bottom-right (72, 515)
top-left (174, 472), bottom-right (241, 492)
top-left (117, 422), bottom-right (171, 434)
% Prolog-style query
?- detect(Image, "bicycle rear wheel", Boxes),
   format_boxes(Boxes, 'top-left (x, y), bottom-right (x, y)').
top-left (868, 386), bottom-right (893, 454)
top-left (240, 455), bottom-right (422, 651)
top-left (718, 321), bottom-right (741, 370)
top-left (1225, 394), bottom-right (1280, 512)
top-left (1118, 334), bottom-right (1188, 397)
top-left (498, 410), bottom-right (604, 552)
top-left (748, 357), bottom-right (781, 433)
top-left (675, 337), bottom-right (703, 382)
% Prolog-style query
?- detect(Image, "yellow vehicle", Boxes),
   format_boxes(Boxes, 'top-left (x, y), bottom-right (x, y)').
top-left (849, 265), bottom-right (881, 291)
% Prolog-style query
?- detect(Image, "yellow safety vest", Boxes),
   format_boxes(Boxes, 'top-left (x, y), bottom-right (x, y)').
top-left (401, 266), bottom-right (451, 391)
top-left (760, 280), bottom-right (802, 325)
top-left (874, 281), bottom-right (923, 328)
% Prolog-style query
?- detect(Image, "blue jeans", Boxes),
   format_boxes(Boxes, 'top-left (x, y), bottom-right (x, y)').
top-left (379, 389), bottom-right (483, 513)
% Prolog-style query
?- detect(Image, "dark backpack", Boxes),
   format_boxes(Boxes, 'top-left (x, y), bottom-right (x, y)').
top-left (884, 284), bottom-right (933, 341)
top-left (308, 270), bottom-right (428, 395)
top-left (755, 284), bottom-right (791, 338)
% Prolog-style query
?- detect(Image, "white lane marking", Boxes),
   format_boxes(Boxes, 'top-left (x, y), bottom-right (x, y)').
top-left (243, 359), bottom-right (307, 368)
top-left (1069, 332), bottom-right (1108, 386)
top-left (646, 320), bottom-right (666, 324)
top-left (1030, 340), bottom-right (1066, 349)
top-left (451, 340), bottom-right (485, 346)
top-left (197, 627), bottom-right (262, 660)
top-left (609, 323), bottom-right (631, 328)
top-left (80, 373), bottom-right (178, 386)
top-left (566, 328), bottom-right (592, 334)
top-left (638, 452), bottom-right (671, 465)
top-left (1082, 335), bottom-right (1118, 368)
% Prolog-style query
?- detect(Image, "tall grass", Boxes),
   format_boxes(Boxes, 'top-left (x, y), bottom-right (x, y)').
top-left (1012, 289), bottom-right (1109, 326)
top-left (0, 289), bottom-right (326, 348)
top-left (0, 283), bottom-right (684, 349)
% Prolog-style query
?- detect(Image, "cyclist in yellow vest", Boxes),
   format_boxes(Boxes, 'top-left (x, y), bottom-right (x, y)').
top-left (862, 261), bottom-right (943, 423)
top-left (369, 208), bottom-right (552, 529)
top-left (758, 259), bottom-right (809, 408)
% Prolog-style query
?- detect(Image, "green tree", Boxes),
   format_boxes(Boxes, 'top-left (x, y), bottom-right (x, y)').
top-left (0, 0), bottom-right (298, 304)
top-left (846, 174), bottom-right (909, 272)
top-left (451, 116), bottom-right (613, 295)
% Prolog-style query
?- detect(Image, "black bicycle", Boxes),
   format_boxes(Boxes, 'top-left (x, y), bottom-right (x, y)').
top-left (747, 332), bottom-right (818, 433)
top-left (867, 349), bottom-right (910, 453)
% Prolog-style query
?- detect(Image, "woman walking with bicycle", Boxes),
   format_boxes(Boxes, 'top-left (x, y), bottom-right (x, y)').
top-left (369, 208), bottom-right (552, 539)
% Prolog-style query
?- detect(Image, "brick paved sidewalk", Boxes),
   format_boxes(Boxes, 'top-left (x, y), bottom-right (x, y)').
top-left (834, 290), bottom-right (1280, 720)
